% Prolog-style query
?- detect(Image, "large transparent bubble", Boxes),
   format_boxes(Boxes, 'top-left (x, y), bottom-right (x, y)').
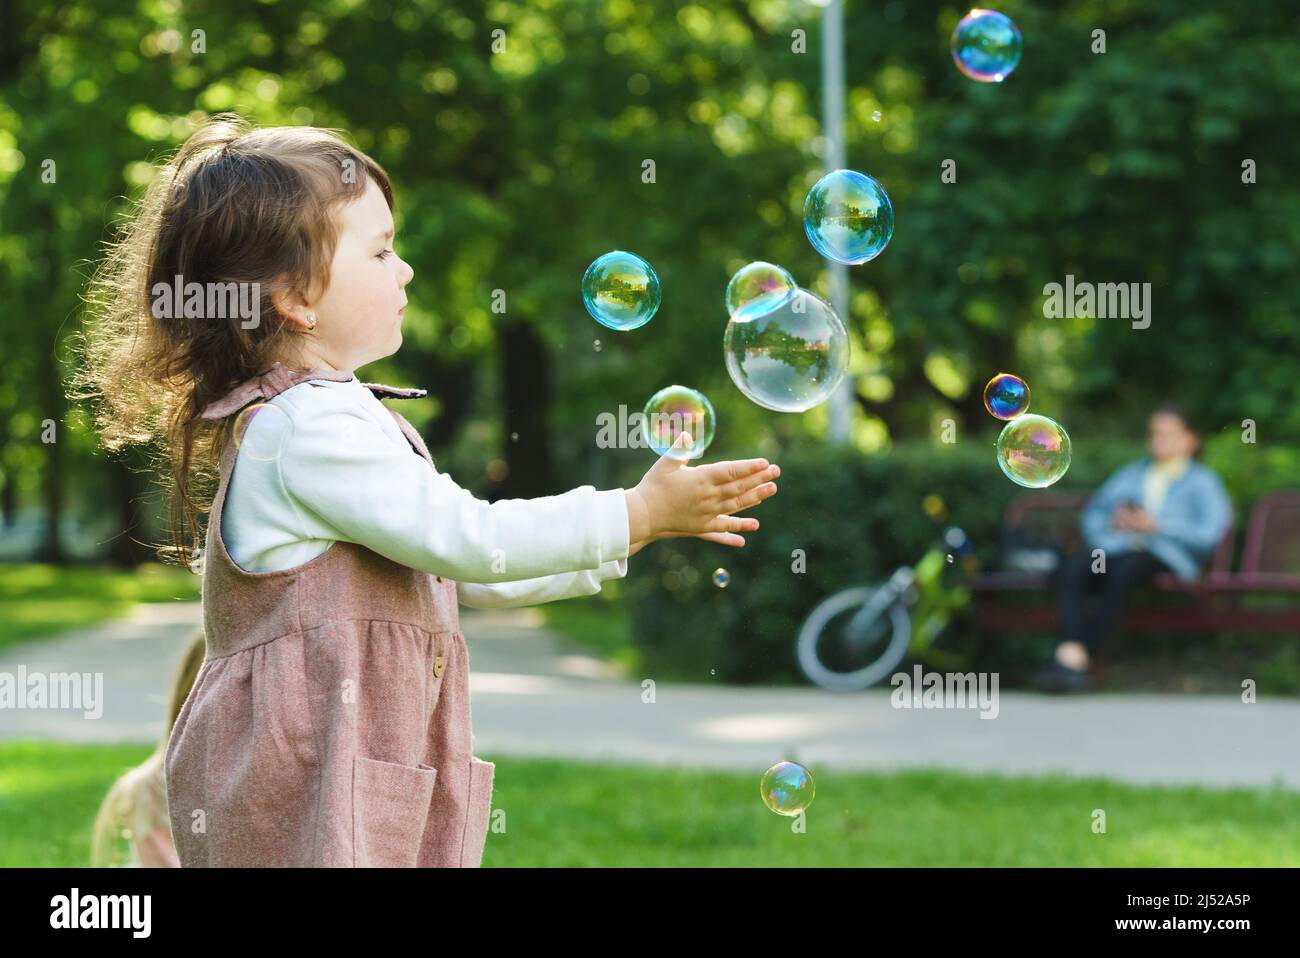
top-left (996, 414), bottom-right (1072, 488)
top-left (724, 288), bottom-right (849, 412)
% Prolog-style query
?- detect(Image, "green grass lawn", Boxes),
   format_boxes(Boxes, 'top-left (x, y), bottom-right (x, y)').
top-left (0, 563), bottom-right (201, 654)
top-left (4, 741), bottom-right (1297, 867)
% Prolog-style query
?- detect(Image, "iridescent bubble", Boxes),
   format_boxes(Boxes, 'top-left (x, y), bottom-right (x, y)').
top-left (233, 402), bottom-right (292, 463)
top-left (803, 169), bottom-right (894, 265)
top-left (724, 288), bottom-right (849, 412)
top-left (760, 761), bottom-right (815, 817)
top-left (712, 568), bottom-right (730, 588)
top-left (996, 414), bottom-right (1072, 488)
top-left (951, 9), bottom-right (1023, 83)
top-left (581, 250), bottom-right (661, 331)
top-left (983, 372), bottom-right (1031, 420)
top-left (642, 385), bottom-right (715, 460)
top-left (725, 261), bottom-right (796, 322)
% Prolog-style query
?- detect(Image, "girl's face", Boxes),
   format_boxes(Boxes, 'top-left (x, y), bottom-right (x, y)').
top-left (302, 176), bottom-right (413, 372)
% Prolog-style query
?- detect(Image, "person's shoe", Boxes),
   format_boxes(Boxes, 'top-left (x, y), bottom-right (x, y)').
top-left (1030, 661), bottom-right (1091, 693)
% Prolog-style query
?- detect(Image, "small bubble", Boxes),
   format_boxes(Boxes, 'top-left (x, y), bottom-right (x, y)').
top-left (592, 339), bottom-right (602, 351)
top-left (760, 761), bottom-right (815, 816)
top-left (510, 432), bottom-right (519, 442)
top-left (946, 554), bottom-right (955, 564)
top-left (712, 568), bottom-right (730, 588)
top-left (872, 110), bottom-right (882, 122)
top-left (710, 669), bottom-right (716, 675)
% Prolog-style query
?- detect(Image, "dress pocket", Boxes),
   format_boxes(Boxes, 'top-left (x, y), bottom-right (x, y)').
top-left (460, 756), bottom-right (496, 868)
top-left (353, 755), bottom-right (438, 868)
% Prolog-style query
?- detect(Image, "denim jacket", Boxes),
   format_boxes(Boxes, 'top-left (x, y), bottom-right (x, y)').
top-left (1081, 458), bottom-right (1232, 581)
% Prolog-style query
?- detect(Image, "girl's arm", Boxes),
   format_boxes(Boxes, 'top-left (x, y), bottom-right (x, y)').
top-left (274, 386), bottom-right (628, 583)
top-left (456, 558), bottom-right (627, 609)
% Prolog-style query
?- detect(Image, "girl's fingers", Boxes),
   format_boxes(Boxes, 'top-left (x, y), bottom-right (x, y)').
top-left (707, 515), bottom-right (761, 534)
top-left (697, 531), bottom-right (746, 547)
top-left (719, 464), bottom-right (780, 502)
top-left (722, 481), bottom-right (778, 515)
top-left (699, 457), bottom-right (769, 482)
top-left (647, 432), bottom-right (694, 475)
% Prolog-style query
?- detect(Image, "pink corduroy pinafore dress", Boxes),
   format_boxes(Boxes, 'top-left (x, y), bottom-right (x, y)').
top-left (164, 363), bottom-right (495, 867)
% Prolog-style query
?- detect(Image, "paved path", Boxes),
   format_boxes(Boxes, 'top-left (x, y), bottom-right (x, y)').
top-left (2, 602), bottom-right (1297, 791)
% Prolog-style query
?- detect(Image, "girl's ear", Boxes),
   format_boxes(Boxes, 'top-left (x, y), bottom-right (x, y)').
top-left (270, 281), bottom-right (313, 329)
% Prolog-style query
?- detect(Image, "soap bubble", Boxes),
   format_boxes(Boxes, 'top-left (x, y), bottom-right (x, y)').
top-left (760, 761), bottom-right (815, 816)
top-left (803, 169), bottom-right (894, 265)
top-left (726, 261), bottom-right (796, 322)
top-left (712, 568), bottom-right (730, 588)
top-left (724, 288), bottom-right (849, 412)
top-left (642, 385), bottom-right (715, 460)
top-left (983, 372), bottom-right (1031, 420)
top-left (233, 403), bottom-right (292, 463)
top-left (581, 250), bottom-right (661, 331)
top-left (951, 9), bottom-right (1023, 83)
top-left (996, 414), bottom-right (1072, 488)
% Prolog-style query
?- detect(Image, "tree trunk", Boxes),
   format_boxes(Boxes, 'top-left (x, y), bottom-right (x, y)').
top-left (105, 451), bottom-right (154, 567)
top-left (498, 318), bottom-right (551, 499)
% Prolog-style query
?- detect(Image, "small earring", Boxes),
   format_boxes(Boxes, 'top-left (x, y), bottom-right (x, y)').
top-left (307, 313), bottom-right (316, 329)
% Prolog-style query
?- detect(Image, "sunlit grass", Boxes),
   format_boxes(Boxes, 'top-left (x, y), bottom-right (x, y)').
top-left (4, 742), bottom-right (1296, 867)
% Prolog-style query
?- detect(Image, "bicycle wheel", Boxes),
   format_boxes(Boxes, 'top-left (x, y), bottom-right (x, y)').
top-left (796, 586), bottom-right (912, 692)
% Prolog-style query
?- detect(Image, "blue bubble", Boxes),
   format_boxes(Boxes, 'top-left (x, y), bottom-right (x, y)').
top-left (952, 9), bottom-right (1023, 83)
top-left (803, 169), bottom-right (894, 266)
top-left (983, 372), bottom-right (1031, 420)
top-left (581, 250), bottom-right (661, 331)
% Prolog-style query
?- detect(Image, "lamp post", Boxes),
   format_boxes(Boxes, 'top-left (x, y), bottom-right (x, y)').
top-left (821, 0), bottom-right (852, 445)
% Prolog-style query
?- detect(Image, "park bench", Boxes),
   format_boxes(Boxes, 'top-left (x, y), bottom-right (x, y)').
top-left (972, 490), bottom-right (1300, 632)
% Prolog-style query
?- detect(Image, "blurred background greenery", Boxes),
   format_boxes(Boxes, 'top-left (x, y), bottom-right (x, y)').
top-left (1, 0), bottom-right (1298, 682)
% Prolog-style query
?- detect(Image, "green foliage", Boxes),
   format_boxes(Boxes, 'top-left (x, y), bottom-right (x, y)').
top-left (2, 0), bottom-right (1299, 565)
top-left (627, 436), bottom-right (1137, 684)
top-left (626, 433), bottom-right (1300, 685)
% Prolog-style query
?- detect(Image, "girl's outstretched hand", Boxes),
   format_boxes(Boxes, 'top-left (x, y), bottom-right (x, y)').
top-left (624, 432), bottom-right (780, 557)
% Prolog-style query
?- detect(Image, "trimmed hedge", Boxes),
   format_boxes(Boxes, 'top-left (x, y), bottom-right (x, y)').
top-left (626, 433), bottom-right (1300, 685)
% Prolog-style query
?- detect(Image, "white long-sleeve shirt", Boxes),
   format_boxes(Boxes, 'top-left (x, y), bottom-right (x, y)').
top-left (220, 376), bottom-right (630, 608)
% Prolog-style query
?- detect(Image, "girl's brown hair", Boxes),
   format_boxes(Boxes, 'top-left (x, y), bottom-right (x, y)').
top-left (69, 112), bottom-right (393, 567)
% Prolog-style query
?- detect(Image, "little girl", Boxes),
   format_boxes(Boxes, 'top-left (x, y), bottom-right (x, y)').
top-left (71, 113), bottom-right (780, 868)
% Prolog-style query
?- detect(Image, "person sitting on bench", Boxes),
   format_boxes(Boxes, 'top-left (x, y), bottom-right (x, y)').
top-left (1033, 404), bottom-right (1232, 692)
